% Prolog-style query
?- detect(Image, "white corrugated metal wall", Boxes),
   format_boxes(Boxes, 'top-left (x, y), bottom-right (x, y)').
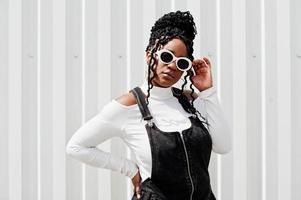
top-left (0, 0), bottom-right (300, 200)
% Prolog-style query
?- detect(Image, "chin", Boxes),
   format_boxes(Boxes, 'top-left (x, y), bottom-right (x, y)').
top-left (152, 76), bottom-right (178, 87)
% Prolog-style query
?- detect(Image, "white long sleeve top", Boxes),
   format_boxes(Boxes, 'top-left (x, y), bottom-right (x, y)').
top-left (65, 80), bottom-right (232, 182)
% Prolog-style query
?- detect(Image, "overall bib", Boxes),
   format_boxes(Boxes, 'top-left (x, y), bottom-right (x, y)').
top-left (130, 86), bottom-right (216, 200)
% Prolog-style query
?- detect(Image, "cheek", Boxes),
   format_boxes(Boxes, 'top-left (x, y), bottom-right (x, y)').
top-left (175, 71), bottom-right (184, 78)
top-left (153, 62), bottom-right (164, 73)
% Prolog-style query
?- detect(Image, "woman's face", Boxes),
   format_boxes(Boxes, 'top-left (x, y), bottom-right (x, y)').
top-left (146, 38), bottom-right (188, 88)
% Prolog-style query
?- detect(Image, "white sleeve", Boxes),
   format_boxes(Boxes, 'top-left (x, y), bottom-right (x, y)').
top-left (65, 100), bottom-right (139, 179)
top-left (194, 86), bottom-right (232, 154)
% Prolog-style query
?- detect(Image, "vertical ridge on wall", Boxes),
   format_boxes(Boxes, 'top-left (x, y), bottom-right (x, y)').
top-left (291, 0), bottom-right (301, 199)
top-left (128, 0), bottom-right (144, 89)
top-left (8, 0), bottom-right (22, 199)
top-left (84, 0), bottom-right (99, 199)
top-left (246, 0), bottom-right (263, 199)
top-left (65, 0), bottom-right (84, 199)
top-left (0, 0), bottom-right (9, 199)
top-left (37, 0), bottom-right (41, 198)
top-left (219, 0), bottom-right (234, 199)
top-left (142, 0), bottom-right (156, 78)
top-left (22, 0), bottom-right (38, 199)
top-left (126, 0), bottom-right (131, 90)
top-left (260, 0), bottom-right (267, 199)
top-left (52, 0), bottom-right (66, 199)
top-left (232, 0), bottom-right (247, 199)
top-left (81, 0), bottom-right (86, 199)
top-left (110, 0), bottom-right (128, 199)
top-left (125, 2), bottom-right (132, 198)
top-left (97, 0), bottom-right (112, 199)
top-left (127, 0), bottom-right (144, 198)
top-left (276, 0), bottom-right (292, 199)
top-left (216, 0), bottom-right (222, 196)
top-left (264, 0), bottom-right (278, 199)
top-left (40, 0), bottom-right (54, 199)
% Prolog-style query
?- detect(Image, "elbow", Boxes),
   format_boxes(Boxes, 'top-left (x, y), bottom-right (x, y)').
top-left (213, 142), bottom-right (232, 154)
top-left (65, 140), bottom-right (82, 158)
top-left (212, 132), bottom-right (233, 154)
top-left (65, 143), bottom-right (73, 157)
top-left (65, 140), bottom-right (99, 166)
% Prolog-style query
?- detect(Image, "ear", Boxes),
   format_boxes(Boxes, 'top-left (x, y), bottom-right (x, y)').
top-left (146, 51), bottom-right (151, 65)
top-left (145, 51), bottom-right (150, 64)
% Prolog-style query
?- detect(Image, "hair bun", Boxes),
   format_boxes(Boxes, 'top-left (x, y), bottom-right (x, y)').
top-left (150, 11), bottom-right (197, 41)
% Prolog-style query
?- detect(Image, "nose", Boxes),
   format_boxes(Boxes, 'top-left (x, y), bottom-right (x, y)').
top-left (167, 60), bottom-right (177, 71)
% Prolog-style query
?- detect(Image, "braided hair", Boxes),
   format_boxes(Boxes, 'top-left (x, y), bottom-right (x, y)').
top-left (145, 10), bottom-right (209, 126)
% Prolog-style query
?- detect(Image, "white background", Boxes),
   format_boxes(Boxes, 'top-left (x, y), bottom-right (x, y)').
top-left (0, 0), bottom-right (300, 200)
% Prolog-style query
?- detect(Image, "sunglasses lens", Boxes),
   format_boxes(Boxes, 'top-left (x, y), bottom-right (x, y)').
top-left (177, 59), bottom-right (190, 70)
top-left (160, 52), bottom-right (173, 63)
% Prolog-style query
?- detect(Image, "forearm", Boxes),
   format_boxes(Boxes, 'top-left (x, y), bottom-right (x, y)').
top-left (66, 140), bottom-right (139, 178)
top-left (65, 103), bottom-right (139, 178)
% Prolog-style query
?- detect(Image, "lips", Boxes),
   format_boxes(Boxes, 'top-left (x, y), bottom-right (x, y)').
top-left (162, 71), bottom-right (175, 79)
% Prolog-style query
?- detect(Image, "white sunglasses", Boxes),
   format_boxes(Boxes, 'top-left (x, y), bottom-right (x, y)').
top-left (155, 49), bottom-right (192, 71)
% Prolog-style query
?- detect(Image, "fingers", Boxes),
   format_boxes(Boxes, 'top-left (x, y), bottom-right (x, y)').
top-left (133, 183), bottom-right (141, 199)
top-left (135, 184), bottom-right (141, 199)
top-left (192, 57), bottom-right (211, 74)
top-left (192, 60), bottom-right (207, 73)
top-left (203, 57), bottom-right (211, 66)
top-left (192, 57), bottom-right (211, 66)
top-left (131, 171), bottom-right (142, 199)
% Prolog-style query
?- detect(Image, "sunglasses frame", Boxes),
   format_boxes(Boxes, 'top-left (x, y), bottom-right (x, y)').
top-left (155, 49), bottom-right (192, 72)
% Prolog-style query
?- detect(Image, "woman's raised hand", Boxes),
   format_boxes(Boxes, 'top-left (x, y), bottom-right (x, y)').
top-left (191, 57), bottom-right (213, 92)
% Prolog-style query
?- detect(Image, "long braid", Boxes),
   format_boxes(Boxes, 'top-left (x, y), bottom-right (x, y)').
top-left (180, 72), bottom-right (190, 93)
top-left (146, 51), bottom-right (156, 105)
top-left (146, 50), bottom-right (155, 105)
top-left (173, 70), bottom-right (210, 127)
top-left (188, 70), bottom-right (196, 108)
top-left (188, 72), bottom-right (210, 127)
top-left (146, 38), bottom-right (166, 105)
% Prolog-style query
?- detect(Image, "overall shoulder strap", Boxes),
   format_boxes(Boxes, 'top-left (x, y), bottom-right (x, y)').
top-left (130, 87), bottom-right (153, 121)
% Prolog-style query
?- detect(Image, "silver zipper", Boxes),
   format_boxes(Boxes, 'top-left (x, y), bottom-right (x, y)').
top-left (179, 131), bottom-right (194, 200)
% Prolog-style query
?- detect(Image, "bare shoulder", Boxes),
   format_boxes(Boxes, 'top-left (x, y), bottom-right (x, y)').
top-left (182, 90), bottom-right (198, 101)
top-left (114, 92), bottom-right (137, 106)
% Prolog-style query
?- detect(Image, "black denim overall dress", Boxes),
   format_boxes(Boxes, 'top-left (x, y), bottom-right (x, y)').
top-left (130, 86), bottom-right (216, 200)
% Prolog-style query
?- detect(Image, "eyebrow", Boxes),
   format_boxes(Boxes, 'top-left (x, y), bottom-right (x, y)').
top-left (166, 48), bottom-right (175, 54)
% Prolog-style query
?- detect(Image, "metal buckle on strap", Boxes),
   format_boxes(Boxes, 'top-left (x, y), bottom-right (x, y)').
top-left (147, 119), bottom-right (154, 127)
top-left (145, 118), bottom-right (154, 127)
top-left (143, 115), bottom-right (154, 127)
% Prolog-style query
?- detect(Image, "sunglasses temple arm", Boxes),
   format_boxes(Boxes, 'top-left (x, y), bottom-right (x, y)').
top-left (190, 67), bottom-right (196, 76)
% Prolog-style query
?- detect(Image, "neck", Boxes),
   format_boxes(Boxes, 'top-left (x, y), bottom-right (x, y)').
top-left (151, 80), bottom-right (170, 88)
